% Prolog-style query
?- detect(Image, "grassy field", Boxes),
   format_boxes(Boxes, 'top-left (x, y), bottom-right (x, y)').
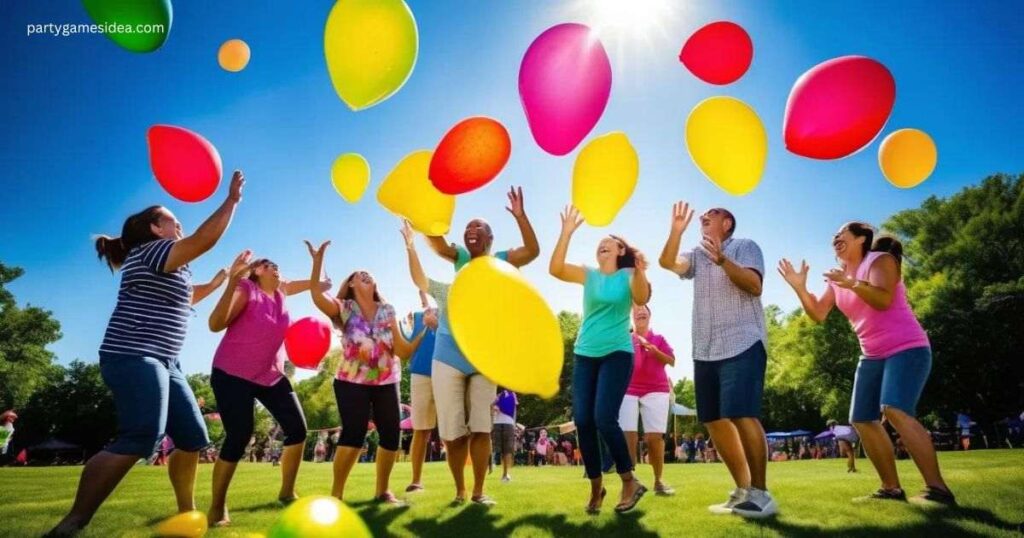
top-left (1, 449), bottom-right (1021, 537)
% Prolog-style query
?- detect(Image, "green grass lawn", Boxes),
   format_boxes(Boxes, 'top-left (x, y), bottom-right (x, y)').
top-left (1, 449), bottom-right (1022, 537)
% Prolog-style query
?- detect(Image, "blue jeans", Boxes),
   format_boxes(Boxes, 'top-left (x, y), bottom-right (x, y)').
top-left (850, 346), bottom-right (932, 422)
top-left (573, 351), bottom-right (633, 479)
top-left (100, 352), bottom-right (209, 457)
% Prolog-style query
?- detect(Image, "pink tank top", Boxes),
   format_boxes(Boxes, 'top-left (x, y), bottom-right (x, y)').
top-left (212, 279), bottom-right (290, 386)
top-left (831, 252), bottom-right (929, 359)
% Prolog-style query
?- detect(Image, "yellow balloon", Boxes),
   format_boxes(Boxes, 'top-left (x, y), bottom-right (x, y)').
top-left (376, 150), bottom-right (455, 235)
top-left (218, 39), bottom-right (250, 72)
top-left (685, 96), bottom-right (767, 196)
top-left (267, 496), bottom-right (371, 538)
top-left (572, 132), bottom-right (639, 227)
top-left (878, 128), bottom-right (937, 189)
top-left (155, 510), bottom-right (207, 538)
top-left (331, 153), bottom-right (370, 203)
top-left (449, 257), bottom-right (563, 399)
top-left (324, 0), bottom-right (418, 111)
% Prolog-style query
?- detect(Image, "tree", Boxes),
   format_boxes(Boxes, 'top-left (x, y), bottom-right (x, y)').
top-left (0, 262), bottom-right (62, 410)
top-left (293, 352), bottom-right (343, 430)
top-left (517, 311), bottom-right (580, 428)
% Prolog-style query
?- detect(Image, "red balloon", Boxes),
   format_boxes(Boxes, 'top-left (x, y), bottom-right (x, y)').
top-left (679, 21), bottom-right (753, 85)
top-left (784, 55), bottom-right (896, 160)
top-left (429, 117), bottom-right (511, 195)
top-left (147, 125), bottom-right (223, 202)
top-left (284, 317), bottom-right (332, 369)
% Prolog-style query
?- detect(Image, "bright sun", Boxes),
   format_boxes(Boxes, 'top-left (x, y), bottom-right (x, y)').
top-left (582, 0), bottom-right (676, 40)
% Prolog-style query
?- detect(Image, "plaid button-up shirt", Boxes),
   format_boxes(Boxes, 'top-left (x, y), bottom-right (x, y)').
top-left (680, 237), bottom-right (767, 361)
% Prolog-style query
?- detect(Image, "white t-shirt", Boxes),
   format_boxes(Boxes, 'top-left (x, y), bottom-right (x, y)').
top-left (494, 411), bottom-right (515, 425)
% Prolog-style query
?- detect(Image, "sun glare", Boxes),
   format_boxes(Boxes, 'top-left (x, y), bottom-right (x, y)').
top-left (581, 0), bottom-right (676, 40)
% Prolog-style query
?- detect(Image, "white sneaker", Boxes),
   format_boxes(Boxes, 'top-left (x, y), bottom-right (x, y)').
top-left (708, 488), bottom-right (747, 515)
top-left (501, 475), bottom-right (511, 483)
top-left (731, 488), bottom-right (778, 519)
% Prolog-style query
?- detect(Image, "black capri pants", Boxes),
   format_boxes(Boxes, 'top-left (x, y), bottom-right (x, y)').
top-left (333, 379), bottom-right (401, 451)
top-left (211, 368), bottom-right (308, 462)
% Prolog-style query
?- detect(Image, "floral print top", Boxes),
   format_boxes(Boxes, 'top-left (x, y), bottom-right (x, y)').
top-left (332, 299), bottom-right (400, 385)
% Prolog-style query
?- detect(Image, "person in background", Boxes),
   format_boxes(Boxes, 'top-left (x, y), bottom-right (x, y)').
top-left (492, 388), bottom-right (518, 483)
top-left (405, 290), bottom-right (439, 494)
top-left (828, 419), bottom-right (859, 473)
top-left (0, 411), bottom-right (16, 461)
top-left (956, 411), bottom-right (974, 451)
top-left (535, 430), bottom-right (550, 467)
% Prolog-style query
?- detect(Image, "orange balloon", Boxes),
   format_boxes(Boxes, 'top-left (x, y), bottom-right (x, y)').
top-left (429, 117), bottom-right (511, 195)
top-left (218, 39), bottom-right (250, 72)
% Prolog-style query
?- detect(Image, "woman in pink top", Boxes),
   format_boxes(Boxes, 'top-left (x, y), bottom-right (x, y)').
top-left (618, 304), bottom-right (676, 496)
top-left (206, 252), bottom-right (330, 526)
top-left (306, 240), bottom-right (424, 505)
top-left (778, 222), bottom-right (955, 506)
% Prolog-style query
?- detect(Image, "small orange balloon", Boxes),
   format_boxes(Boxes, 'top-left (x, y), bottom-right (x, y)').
top-left (218, 39), bottom-right (250, 72)
top-left (429, 117), bottom-right (511, 195)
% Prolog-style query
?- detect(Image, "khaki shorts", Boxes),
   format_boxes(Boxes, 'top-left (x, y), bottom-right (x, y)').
top-left (410, 374), bottom-right (437, 431)
top-left (431, 360), bottom-right (496, 441)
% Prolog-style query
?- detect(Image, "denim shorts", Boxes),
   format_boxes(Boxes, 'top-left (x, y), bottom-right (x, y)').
top-left (694, 341), bottom-right (767, 423)
top-left (849, 346), bottom-right (932, 423)
top-left (100, 352), bottom-right (209, 457)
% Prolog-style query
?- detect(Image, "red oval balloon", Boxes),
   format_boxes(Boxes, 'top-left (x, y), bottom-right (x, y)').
top-left (429, 117), bottom-right (511, 195)
top-left (146, 125), bottom-right (223, 202)
top-left (784, 55), bottom-right (896, 160)
top-left (284, 317), bottom-right (332, 369)
top-left (679, 21), bottom-right (753, 85)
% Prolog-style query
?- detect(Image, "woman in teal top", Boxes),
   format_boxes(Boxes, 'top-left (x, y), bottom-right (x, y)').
top-left (549, 205), bottom-right (651, 515)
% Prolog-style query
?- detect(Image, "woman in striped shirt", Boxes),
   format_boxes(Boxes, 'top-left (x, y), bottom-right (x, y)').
top-left (48, 171), bottom-right (245, 536)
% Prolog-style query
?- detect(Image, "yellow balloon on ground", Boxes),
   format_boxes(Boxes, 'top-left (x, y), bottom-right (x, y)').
top-left (376, 150), bottom-right (455, 235)
top-left (572, 132), bottom-right (639, 227)
top-left (155, 510), bottom-right (207, 538)
top-left (267, 496), bottom-right (370, 538)
top-left (324, 0), bottom-right (418, 111)
top-left (878, 128), bottom-right (937, 188)
top-left (218, 39), bottom-right (250, 72)
top-left (331, 153), bottom-right (370, 203)
top-left (449, 257), bottom-right (563, 399)
top-left (685, 96), bottom-right (767, 196)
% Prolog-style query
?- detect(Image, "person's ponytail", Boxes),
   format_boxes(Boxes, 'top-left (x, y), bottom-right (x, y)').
top-left (95, 236), bottom-right (129, 271)
top-left (871, 235), bottom-right (904, 266)
top-left (95, 205), bottom-right (163, 271)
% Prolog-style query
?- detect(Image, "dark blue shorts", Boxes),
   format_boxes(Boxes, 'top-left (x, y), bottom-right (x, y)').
top-left (694, 341), bottom-right (767, 423)
top-left (850, 346), bottom-right (931, 423)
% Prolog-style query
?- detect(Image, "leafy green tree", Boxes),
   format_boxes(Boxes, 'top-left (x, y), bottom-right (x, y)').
top-left (0, 262), bottom-right (62, 410)
top-left (294, 351), bottom-right (342, 430)
top-left (517, 311), bottom-right (580, 428)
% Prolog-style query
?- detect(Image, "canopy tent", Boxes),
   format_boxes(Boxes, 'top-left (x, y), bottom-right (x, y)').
top-left (558, 421), bottom-right (577, 435)
top-left (815, 430), bottom-right (835, 441)
top-left (789, 430), bottom-right (813, 437)
top-left (766, 431), bottom-right (814, 439)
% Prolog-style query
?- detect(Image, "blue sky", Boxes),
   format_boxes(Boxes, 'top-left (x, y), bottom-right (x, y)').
top-left (1, 1), bottom-right (1021, 385)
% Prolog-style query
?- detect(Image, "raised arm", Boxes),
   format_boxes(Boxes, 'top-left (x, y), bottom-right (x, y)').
top-left (424, 234), bottom-right (459, 263)
top-left (419, 289), bottom-right (430, 309)
top-left (282, 277), bottom-right (332, 296)
top-left (208, 250), bottom-right (253, 331)
top-left (703, 236), bottom-right (763, 296)
top-left (503, 186), bottom-right (541, 267)
top-left (778, 258), bottom-right (835, 322)
top-left (548, 205), bottom-right (586, 284)
top-left (401, 220), bottom-right (430, 292)
top-left (192, 267), bottom-right (228, 305)
top-left (165, 170), bottom-right (245, 272)
top-left (630, 252), bottom-right (651, 305)
top-left (304, 240), bottom-right (339, 318)
top-left (659, 201), bottom-right (694, 276)
top-left (390, 316), bottom-right (425, 360)
top-left (824, 254), bottom-right (899, 311)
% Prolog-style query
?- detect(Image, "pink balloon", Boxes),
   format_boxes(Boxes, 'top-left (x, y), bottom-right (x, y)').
top-left (518, 23), bottom-right (612, 156)
top-left (679, 21), bottom-right (753, 85)
top-left (783, 55), bottom-right (896, 160)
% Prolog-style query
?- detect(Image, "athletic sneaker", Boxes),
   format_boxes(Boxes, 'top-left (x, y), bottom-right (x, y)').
top-left (501, 475), bottom-right (512, 483)
top-left (853, 488), bottom-right (907, 503)
top-left (910, 486), bottom-right (957, 507)
top-left (471, 495), bottom-right (497, 507)
top-left (708, 488), bottom-right (747, 515)
top-left (732, 488), bottom-right (778, 519)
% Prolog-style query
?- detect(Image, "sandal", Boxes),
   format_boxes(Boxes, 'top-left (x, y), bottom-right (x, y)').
top-left (374, 492), bottom-right (407, 506)
top-left (585, 488), bottom-right (607, 515)
top-left (615, 479), bottom-right (648, 513)
top-left (471, 495), bottom-right (497, 507)
top-left (405, 483), bottom-right (424, 493)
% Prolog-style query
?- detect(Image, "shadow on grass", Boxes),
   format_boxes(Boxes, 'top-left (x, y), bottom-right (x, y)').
top-left (754, 504), bottom-right (1022, 537)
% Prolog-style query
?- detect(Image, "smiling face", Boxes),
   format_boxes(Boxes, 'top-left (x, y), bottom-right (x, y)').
top-left (423, 308), bottom-right (439, 330)
top-left (832, 225), bottom-right (867, 263)
top-left (150, 207), bottom-right (183, 240)
top-left (251, 259), bottom-right (281, 287)
top-left (463, 219), bottom-right (493, 258)
top-left (346, 270), bottom-right (377, 299)
top-left (632, 304), bottom-right (650, 334)
top-left (699, 208), bottom-right (733, 242)
top-left (596, 237), bottom-right (624, 266)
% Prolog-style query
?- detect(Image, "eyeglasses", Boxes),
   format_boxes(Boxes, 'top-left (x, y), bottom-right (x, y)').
top-left (262, 261), bottom-right (278, 270)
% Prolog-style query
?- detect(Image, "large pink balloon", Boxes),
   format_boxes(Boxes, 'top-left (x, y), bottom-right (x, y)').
top-left (783, 55), bottom-right (896, 160)
top-left (519, 23), bottom-right (612, 156)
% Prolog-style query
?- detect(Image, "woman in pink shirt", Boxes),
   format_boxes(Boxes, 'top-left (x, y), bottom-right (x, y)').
top-left (206, 252), bottom-right (329, 526)
top-left (618, 304), bottom-right (676, 496)
top-left (778, 222), bottom-right (954, 506)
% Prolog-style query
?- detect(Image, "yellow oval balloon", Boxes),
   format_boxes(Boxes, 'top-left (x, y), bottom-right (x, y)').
top-left (324, 0), bottom-right (418, 111)
top-left (155, 510), bottom-right (207, 538)
top-left (878, 128), bottom-right (937, 189)
top-left (572, 132), bottom-right (639, 227)
top-left (376, 150), bottom-right (455, 235)
top-left (449, 257), bottom-right (563, 399)
top-left (685, 96), bottom-right (767, 196)
top-left (218, 39), bottom-right (250, 72)
top-left (267, 496), bottom-right (371, 538)
top-left (331, 153), bottom-right (370, 203)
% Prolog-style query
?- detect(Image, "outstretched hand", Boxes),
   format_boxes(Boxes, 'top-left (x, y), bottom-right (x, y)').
top-left (304, 240), bottom-right (330, 261)
top-left (559, 205), bottom-right (584, 236)
top-left (824, 268), bottom-right (856, 289)
top-left (400, 220), bottom-right (415, 249)
top-left (228, 249), bottom-right (253, 280)
top-left (777, 258), bottom-right (809, 290)
top-left (227, 170), bottom-right (245, 203)
top-left (671, 201), bottom-right (694, 234)
top-left (506, 186), bottom-right (526, 219)
top-left (700, 236), bottom-right (725, 266)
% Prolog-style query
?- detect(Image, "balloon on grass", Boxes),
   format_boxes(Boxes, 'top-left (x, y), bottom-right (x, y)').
top-left (147, 125), bottom-right (223, 203)
top-left (449, 257), bottom-right (563, 399)
top-left (685, 96), bottom-right (767, 196)
top-left (284, 317), bottom-right (332, 370)
top-left (783, 55), bottom-right (896, 159)
top-left (572, 132), bottom-right (639, 227)
top-left (377, 150), bottom-right (455, 235)
top-left (82, 0), bottom-right (172, 53)
top-left (323, 0), bottom-right (418, 111)
top-left (519, 23), bottom-right (611, 156)
top-left (218, 39), bottom-right (250, 72)
top-left (429, 117), bottom-right (511, 195)
top-left (878, 128), bottom-right (937, 188)
top-left (331, 153), bottom-right (371, 203)
top-left (155, 510), bottom-right (207, 538)
top-left (679, 21), bottom-right (753, 85)
top-left (267, 496), bottom-right (370, 538)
